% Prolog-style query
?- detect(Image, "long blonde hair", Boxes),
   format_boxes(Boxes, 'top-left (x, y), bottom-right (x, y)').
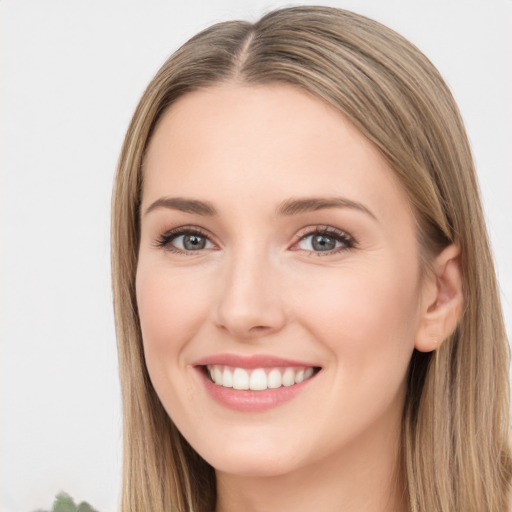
top-left (111, 6), bottom-right (511, 511)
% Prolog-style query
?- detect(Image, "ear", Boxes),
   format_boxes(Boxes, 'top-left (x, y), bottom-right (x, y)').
top-left (415, 244), bottom-right (464, 352)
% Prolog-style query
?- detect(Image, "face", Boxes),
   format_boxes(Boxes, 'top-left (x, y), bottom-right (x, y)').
top-left (136, 83), bottom-right (427, 477)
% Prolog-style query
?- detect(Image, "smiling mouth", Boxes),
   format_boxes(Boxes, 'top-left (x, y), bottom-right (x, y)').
top-left (203, 365), bottom-right (320, 391)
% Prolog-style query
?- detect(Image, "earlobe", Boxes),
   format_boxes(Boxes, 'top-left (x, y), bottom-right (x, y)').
top-left (415, 244), bottom-right (464, 353)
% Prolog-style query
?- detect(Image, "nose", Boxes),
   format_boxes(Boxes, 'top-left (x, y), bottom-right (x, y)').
top-left (212, 248), bottom-right (287, 340)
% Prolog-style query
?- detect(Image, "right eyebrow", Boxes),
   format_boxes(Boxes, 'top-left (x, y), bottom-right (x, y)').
top-left (144, 197), bottom-right (218, 217)
top-left (275, 196), bottom-right (377, 220)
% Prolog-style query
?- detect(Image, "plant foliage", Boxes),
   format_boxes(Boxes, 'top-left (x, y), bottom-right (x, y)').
top-left (34, 492), bottom-right (99, 512)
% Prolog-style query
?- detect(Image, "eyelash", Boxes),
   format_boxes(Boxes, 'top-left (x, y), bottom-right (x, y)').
top-left (154, 227), bottom-right (212, 254)
top-left (154, 225), bottom-right (356, 256)
top-left (293, 226), bottom-right (355, 256)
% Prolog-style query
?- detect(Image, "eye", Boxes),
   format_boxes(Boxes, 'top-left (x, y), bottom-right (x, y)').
top-left (293, 226), bottom-right (354, 255)
top-left (155, 227), bottom-right (215, 253)
top-left (173, 233), bottom-right (213, 251)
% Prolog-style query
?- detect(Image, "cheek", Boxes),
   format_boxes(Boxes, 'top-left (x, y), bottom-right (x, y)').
top-left (286, 258), bottom-right (421, 449)
top-left (135, 265), bottom-right (218, 424)
top-left (135, 267), bottom-right (210, 368)
top-left (295, 258), bottom-right (421, 371)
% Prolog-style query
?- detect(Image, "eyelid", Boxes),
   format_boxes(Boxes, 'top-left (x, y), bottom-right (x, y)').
top-left (154, 225), bottom-right (218, 254)
top-left (154, 224), bottom-right (356, 255)
top-left (293, 224), bottom-right (353, 240)
top-left (290, 225), bottom-right (356, 255)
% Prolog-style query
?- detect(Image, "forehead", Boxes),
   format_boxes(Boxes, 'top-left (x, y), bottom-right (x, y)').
top-left (142, 83), bottom-right (411, 221)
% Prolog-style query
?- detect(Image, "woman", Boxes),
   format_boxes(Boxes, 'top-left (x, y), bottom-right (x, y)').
top-left (111, 6), bottom-right (511, 511)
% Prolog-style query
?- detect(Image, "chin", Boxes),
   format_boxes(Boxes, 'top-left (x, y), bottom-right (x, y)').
top-left (210, 455), bottom-right (299, 478)
top-left (195, 439), bottom-right (305, 477)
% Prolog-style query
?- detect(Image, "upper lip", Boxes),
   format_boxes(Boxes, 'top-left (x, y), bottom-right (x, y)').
top-left (192, 353), bottom-right (320, 369)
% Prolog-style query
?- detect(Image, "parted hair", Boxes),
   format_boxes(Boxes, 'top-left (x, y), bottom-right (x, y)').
top-left (111, 6), bottom-right (511, 511)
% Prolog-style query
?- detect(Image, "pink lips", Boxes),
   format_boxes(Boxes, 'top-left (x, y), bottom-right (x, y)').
top-left (193, 353), bottom-right (320, 412)
top-left (193, 353), bottom-right (316, 369)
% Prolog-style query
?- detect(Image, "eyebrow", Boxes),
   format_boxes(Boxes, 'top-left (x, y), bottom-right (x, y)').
top-left (144, 195), bottom-right (376, 220)
top-left (276, 197), bottom-right (376, 220)
top-left (145, 197), bottom-right (217, 216)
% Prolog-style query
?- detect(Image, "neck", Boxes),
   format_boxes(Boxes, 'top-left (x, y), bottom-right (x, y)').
top-left (214, 412), bottom-right (407, 512)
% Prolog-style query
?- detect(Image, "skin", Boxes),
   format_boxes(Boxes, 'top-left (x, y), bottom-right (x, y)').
top-left (136, 83), bottom-right (463, 512)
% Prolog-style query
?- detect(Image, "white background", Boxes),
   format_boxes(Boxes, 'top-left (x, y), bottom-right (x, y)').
top-left (1, 1), bottom-right (510, 511)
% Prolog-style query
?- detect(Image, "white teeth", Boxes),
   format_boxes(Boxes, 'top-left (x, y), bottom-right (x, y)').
top-left (267, 368), bottom-right (282, 389)
top-left (232, 368), bottom-right (250, 390)
top-left (206, 364), bottom-right (317, 391)
top-left (249, 368), bottom-right (267, 390)
top-left (213, 366), bottom-right (223, 385)
top-left (282, 368), bottom-right (295, 387)
top-left (222, 368), bottom-right (233, 388)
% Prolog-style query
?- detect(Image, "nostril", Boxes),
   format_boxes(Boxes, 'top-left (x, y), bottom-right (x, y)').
top-left (250, 325), bottom-right (271, 332)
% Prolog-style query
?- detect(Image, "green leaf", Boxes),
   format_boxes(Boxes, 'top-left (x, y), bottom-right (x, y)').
top-left (53, 492), bottom-right (76, 512)
top-left (76, 501), bottom-right (99, 512)
top-left (32, 491), bottom-right (100, 512)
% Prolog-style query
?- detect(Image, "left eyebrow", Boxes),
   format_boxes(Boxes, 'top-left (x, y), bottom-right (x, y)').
top-left (144, 197), bottom-right (217, 216)
top-left (276, 196), bottom-right (377, 221)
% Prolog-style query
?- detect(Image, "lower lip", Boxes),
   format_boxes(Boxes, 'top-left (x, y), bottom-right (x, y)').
top-left (197, 367), bottom-right (318, 412)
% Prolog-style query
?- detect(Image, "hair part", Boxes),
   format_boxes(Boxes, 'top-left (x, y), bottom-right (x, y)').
top-left (111, 6), bottom-right (511, 511)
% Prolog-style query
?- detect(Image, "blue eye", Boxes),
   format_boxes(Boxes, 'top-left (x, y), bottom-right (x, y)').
top-left (173, 233), bottom-right (213, 251)
top-left (156, 228), bottom-right (214, 253)
top-left (155, 226), bottom-right (354, 255)
top-left (295, 228), bottom-right (353, 254)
